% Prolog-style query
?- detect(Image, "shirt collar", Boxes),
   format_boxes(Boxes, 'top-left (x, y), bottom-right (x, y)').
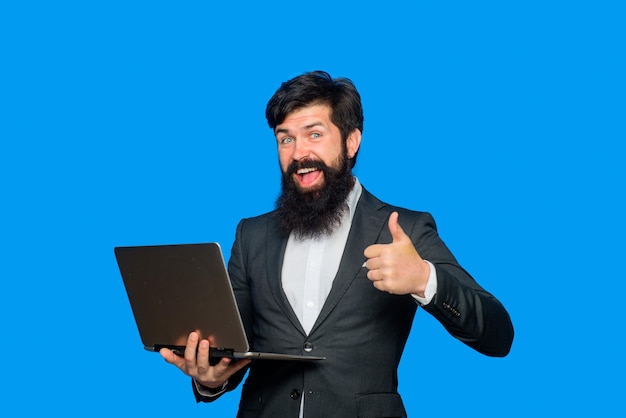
top-left (346, 177), bottom-right (363, 222)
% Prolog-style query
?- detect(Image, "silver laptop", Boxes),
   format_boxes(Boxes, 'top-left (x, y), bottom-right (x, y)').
top-left (114, 242), bottom-right (325, 362)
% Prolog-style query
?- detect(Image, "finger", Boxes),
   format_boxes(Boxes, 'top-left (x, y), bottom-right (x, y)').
top-left (364, 256), bottom-right (381, 271)
top-left (371, 277), bottom-right (388, 293)
top-left (159, 347), bottom-right (183, 366)
top-left (388, 211), bottom-right (409, 243)
top-left (211, 356), bottom-right (234, 377)
top-left (371, 274), bottom-right (397, 294)
top-left (364, 243), bottom-right (384, 259)
top-left (184, 332), bottom-right (200, 371)
top-left (210, 357), bottom-right (252, 386)
top-left (196, 338), bottom-right (211, 373)
top-left (366, 268), bottom-right (383, 282)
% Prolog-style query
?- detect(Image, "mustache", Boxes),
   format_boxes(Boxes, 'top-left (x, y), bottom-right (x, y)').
top-left (285, 159), bottom-right (329, 177)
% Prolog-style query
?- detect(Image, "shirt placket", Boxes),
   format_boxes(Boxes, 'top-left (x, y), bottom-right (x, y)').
top-left (302, 240), bottom-right (324, 335)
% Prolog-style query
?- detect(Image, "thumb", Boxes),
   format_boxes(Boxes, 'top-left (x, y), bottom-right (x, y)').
top-left (388, 211), bottom-right (408, 242)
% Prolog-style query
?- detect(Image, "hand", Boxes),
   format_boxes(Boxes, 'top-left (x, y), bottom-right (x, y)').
top-left (159, 332), bottom-right (251, 389)
top-left (363, 211), bottom-right (431, 296)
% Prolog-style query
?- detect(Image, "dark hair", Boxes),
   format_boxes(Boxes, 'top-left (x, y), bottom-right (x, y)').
top-left (266, 71), bottom-right (363, 168)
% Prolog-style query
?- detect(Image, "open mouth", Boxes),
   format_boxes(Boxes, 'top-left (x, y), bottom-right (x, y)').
top-left (295, 167), bottom-right (323, 187)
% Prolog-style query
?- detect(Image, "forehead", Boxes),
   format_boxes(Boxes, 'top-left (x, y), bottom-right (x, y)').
top-left (275, 104), bottom-right (334, 132)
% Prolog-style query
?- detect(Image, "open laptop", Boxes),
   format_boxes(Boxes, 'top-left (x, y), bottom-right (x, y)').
top-left (114, 242), bottom-right (325, 362)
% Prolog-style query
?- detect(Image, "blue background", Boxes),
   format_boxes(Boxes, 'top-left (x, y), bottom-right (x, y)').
top-left (2, 1), bottom-right (624, 416)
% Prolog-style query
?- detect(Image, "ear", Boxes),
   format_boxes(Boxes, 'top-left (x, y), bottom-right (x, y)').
top-left (346, 129), bottom-right (362, 159)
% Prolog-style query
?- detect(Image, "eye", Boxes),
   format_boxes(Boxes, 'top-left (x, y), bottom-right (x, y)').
top-left (280, 137), bottom-right (294, 145)
top-left (310, 132), bottom-right (321, 140)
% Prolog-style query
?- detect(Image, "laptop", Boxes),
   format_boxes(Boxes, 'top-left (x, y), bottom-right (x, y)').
top-left (114, 242), bottom-right (325, 362)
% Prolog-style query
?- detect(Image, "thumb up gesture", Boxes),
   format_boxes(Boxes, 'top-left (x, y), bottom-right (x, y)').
top-left (363, 212), bottom-right (431, 296)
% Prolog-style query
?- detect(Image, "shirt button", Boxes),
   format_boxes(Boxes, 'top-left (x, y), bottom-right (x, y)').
top-left (306, 301), bottom-right (314, 308)
top-left (303, 342), bottom-right (313, 352)
top-left (290, 389), bottom-right (301, 400)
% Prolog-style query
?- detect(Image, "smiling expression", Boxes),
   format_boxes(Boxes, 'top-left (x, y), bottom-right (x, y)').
top-left (275, 104), bottom-right (361, 193)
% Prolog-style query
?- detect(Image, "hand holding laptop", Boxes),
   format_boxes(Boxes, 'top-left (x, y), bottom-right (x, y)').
top-left (115, 242), bottom-right (325, 362)
top-left (160, 331), bottom-right (251, 390)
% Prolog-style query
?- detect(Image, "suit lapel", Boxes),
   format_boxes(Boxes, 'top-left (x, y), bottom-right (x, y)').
top-left (264, 220), bottom-right (307, 336)
top-left (309, 189), bottom-right (392, 335)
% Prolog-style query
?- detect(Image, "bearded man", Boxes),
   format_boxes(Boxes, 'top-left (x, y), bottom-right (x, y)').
top-left (161, 71), bottom-right (514, 418)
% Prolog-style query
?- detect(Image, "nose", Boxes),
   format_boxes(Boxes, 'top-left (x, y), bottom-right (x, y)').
top-left (292, 137), bottom-right (311, 161)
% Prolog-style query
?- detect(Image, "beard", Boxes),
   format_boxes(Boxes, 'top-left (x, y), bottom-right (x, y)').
top-left (275, 152), bottom-right (355, 240)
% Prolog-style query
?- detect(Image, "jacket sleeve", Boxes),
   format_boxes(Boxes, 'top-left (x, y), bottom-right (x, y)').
top-left (404, 210), bottom-right (514, 357)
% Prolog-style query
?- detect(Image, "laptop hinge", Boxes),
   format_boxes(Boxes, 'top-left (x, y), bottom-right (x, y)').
top-left (209, 347), bottom-right (235, 358)
top-left (150, 345), bottom-right (235, 363)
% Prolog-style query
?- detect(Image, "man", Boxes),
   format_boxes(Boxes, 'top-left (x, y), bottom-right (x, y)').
top-left (160, 71), bottom-right (514, 417)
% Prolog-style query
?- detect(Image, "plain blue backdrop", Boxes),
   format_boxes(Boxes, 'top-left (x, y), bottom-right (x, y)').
top-left (1, 1), bottom-right (624, 416)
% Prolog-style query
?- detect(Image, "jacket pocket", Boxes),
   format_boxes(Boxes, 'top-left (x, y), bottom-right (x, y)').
top-left (355, 392), bottom-right (406, 418)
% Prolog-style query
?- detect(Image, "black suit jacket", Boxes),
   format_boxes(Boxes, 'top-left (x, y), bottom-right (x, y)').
top-left (195, 188), bottom-right (514, 417)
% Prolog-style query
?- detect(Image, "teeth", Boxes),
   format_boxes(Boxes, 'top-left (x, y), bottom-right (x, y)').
top-left (297, 167), bottom-right (317, 174)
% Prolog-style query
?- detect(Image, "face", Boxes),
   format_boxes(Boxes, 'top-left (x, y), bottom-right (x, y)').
top-left (274, 104), bottom-right (361, 193)
top-left (273, 104), bottom-right (362, 238)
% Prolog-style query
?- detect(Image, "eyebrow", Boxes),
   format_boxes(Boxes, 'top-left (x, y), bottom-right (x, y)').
top-left (275, 122), bottom-right (326, 135)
